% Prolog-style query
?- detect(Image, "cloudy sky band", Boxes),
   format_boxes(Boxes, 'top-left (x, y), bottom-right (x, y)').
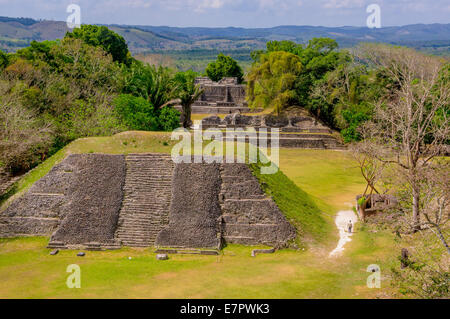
top-left (1, 0), bottom-right (449, 27)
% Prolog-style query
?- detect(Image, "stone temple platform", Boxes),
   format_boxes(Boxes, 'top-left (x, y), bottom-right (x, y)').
top-left (177, 105), bottom-right (263, 114)
top-left (0, 154), bottom-right (296, 250)
top-left (175, 77), bottom-right (263, 114)
top-left (201, 113), bottom-right (345, 150)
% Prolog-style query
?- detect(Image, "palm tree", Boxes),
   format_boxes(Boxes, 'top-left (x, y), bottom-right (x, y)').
top-left (122, 62), bottom-right (176, 112)
top-left (174, 71), bottom-right (204, 128)
top-left (179, 85), bottom-right (203, 128)
top-left (147, 65), bottom-right (176, 111)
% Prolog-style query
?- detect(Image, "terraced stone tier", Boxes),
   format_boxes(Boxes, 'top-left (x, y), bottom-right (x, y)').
top-left (156, 162), bottom-right (222, 249)
top-left (115, 154), bottom-right (175, 247)
top-left (201, 113), bottom-right (345, 150)
top-left (219, 164), bottom-right (297, 248)
top-left (48, 154), bottom-right (126, 246)
top-left (0, 154), bottom-right (126, 246)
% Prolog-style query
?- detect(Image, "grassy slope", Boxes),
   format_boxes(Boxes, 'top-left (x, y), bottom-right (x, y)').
top-left (0, 132), bottom-right (398, 298)
top-left (250, 162), bottom-right (329, 244)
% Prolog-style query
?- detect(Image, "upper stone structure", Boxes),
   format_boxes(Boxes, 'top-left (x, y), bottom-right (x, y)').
top-left (194, 77), bottom-right (247, 108)
top-left (201, 113), bottom-right (345, 150)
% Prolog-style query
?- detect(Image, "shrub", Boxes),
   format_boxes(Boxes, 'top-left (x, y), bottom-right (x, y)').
top-left (158, 107), bottom-right (181, 131)
top-left (0, 100), bottom-right (52, 173)
top-left (113, 94), bottom-right (158, 131)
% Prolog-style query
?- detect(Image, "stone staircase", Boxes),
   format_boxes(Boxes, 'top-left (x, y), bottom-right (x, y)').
top-left (115, 154), bottom-right (174, 247)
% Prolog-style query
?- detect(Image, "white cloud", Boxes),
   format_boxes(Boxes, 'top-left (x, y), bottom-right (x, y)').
top-left (195, 0), bottom-right (228, 12)
top-left (322, 0), bottom-right (365, 9)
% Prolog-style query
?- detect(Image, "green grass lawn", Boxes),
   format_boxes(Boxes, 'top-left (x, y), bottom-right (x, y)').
top-left (0, 131), bottom-right (399, 299)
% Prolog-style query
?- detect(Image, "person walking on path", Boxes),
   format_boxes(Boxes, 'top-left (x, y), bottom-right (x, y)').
top-left (347, 220), bottom-right (353, 233)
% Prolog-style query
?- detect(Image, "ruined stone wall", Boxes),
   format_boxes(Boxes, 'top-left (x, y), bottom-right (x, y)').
top-left (156, 162), bottom-right (296, 249)
top-left (227, 86), bottom-right (246, 104)
top-left (156, 163), bottom-right (223, 249)
top-left (0, 154), bottom-right (125, 243)
top-left (201, 86), bottom-right (227, 102)
top-left (196, 77), bottom-right (246, 106)
top-left (204, 114), bottom-right (330, 131)
top-left (199, 85), bottom-right (246, 105)
top-left (202, 114), bottom-right (343, 150)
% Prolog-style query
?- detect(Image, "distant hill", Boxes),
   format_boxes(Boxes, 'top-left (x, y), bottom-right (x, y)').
top-left (1, 16), bottom-right (449, 71)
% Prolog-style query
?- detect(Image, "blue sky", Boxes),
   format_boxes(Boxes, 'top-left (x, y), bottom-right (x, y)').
top-left (1, 0), bottom-right (449, 27)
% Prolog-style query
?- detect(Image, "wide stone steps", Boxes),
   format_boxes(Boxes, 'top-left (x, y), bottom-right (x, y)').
top-left (117, 224), bottom-right (161, 229)
top-left (117, 223), bottom-right (162, 229)
top-left (120, 205), bottom-right (168, 210)
top-left (115, 154), bottom-right (174, 248)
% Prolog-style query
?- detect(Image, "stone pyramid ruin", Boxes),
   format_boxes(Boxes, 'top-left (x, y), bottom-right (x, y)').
top-left (0, 154), bottom-right (296, 251)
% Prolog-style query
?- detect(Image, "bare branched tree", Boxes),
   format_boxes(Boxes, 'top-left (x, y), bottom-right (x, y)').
top-left (417, 163), bottom-right (449, 253)
top-left (356, 44), bottom-right (449, 233)
top-left (350, 140), bottom-right (387, 221)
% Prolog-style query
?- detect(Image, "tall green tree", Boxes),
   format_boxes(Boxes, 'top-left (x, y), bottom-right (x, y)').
top-left (294, 38), bottom-right (347, 116)
top-left (266, 40), bottom-right (303, 56)
top-left (206, 53), bottom-right (244, 83)
top-left (65, 25), bottom-right (130, 65)
top-left (254, 38), bottom-right (359, 133)
top-left (247, 51), bottom-right (302, 114)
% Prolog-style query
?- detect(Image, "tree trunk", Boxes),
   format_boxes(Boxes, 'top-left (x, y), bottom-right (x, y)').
top-left (186, 104), bottom-right (192, 128)
top-left (181, 104), bottom-right (192, 129)
top-left (412, 187), bottom-right (421, 232)
top-left (360, 200), bottom-right (367, 222)
top-left (401, 248), bottom-right (409, 269)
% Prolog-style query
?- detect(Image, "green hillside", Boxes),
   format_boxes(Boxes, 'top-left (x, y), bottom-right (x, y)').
top-left (1, 16), bottom-right (449, 64)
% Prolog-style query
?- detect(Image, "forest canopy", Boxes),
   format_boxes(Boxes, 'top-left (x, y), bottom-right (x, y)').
top-left (247, 38), bottom-right (449, 143)
top-left (0, 27), bottom-right (190, 173)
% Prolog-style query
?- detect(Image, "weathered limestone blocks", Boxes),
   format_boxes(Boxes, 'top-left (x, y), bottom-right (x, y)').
top-left (0, 155), bottom-right (80, 238)
top-left (157, 162), bottom-right (295, 249)
top-left (156, 163), bottom-right (223, 249)
top-left (202, 115), bottom-right (222, 126)
top-left (1, 154), bottom-right (297, 250)
top-left (219, 164), bottom-right (296, 248)
top-left (48, 154), bottom-right (126, 246)
top-left (222, 113), bottom-right (261, 126)
top-left (182, 105), bottom-right (261, 114)
top-left (0, 154), bottom-right (126, 246)
top-left (195, 77), bottom-right (246, 107)
top-left (264, 114), bottom-right (289, 128)
top-left (201, 113), bottom-right (343, 149)
top-left (202, 113), bottom-right (329, 130)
